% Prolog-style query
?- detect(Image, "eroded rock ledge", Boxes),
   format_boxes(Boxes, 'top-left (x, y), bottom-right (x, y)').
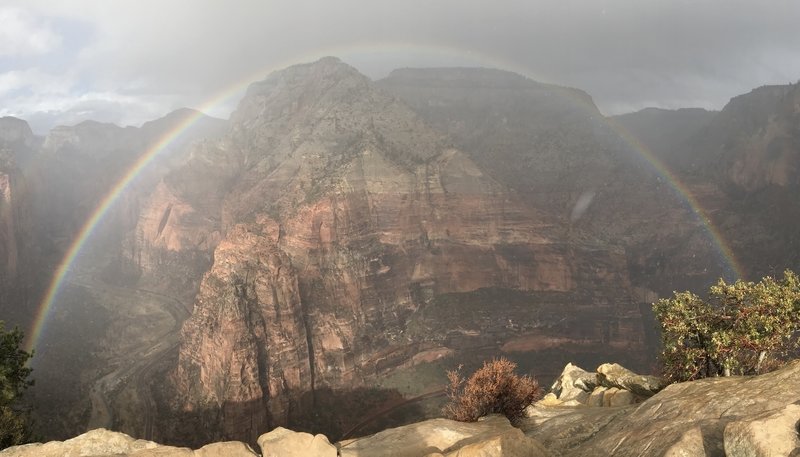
top-left (4, 360), bottom-right (799, 456)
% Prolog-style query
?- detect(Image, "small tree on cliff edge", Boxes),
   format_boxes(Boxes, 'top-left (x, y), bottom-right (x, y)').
top-left (653, 270), bottom-right (800, 383)
top-left (443, 357), bottom-right (542, 425)
top-left (0, 322), bottom-right (34, 449)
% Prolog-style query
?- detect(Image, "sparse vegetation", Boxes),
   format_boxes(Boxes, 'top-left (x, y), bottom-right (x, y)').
top-left (653, 270), bottom-right (800, 382)
top-left (442, 357), bottom-right (542, 425)
top-left (0, 322), bottom-right (34, 449)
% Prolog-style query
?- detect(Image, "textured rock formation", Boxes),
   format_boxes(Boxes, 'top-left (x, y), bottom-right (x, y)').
top-left (167, 58), bottom-right (649, 442)
top-left (0, 428), bottom-right (258, 456)
top-left (696, 84), bottom-right (800, 191)
top-left (595, 363), bottom-right (667, 397)
top-left (549, 363), bottom-right (597, 400)
top-left (543, 362), bottom-right (662, 408)
top-left (524, 359), bottom-right (800, 456)
top-left (378, 67), bottom-right (736, 298)
top-left (338, 415), bottom-right (548, 457)
top-left (0, 117), bottom-right (36, 320)
top-left (723, 403), bottom-right (800, 456)
top-left (7, 360), bottom-right (800, 456)
top-left (172, 223), bottom-right (311, 443)
top-left (259, 427), bottom-right (337, 457)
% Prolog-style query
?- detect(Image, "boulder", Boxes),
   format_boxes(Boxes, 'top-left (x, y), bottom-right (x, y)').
top-left (0, 429), bottom-right (259, 457)
top-left (596, 363), bottom-right (667, 397)
top-left (601, 387), bottom-right (620, 407)
top-left (724, 402), bottom-right (800, 456)
top-left (0, 428), bottom-right (161, 456)
top-left (561, 389), bottom-right (590, 404)
top-left (130, 447), bottom-right (194, 456)
top-left (337, 415), bottom-right (548, 457)
top-left (586, 386), bottom-right (607, 407)
top-left (550, 363), bottom-right (597, 400)
top-left (607, 389), bottom-right (635, 407)
top-left (258, 427), bottom-right (337, 457)
top-left (130, 442), bottom-right (258, 456)
top-left (562, 359), bottom-right (800, 456)
top-left (538, 392), bottom-right (563, 406)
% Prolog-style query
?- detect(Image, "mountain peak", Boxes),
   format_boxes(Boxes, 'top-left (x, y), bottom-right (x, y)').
top-left (242, 56), bottom-right (365, 100)
top-left (0, 116), bottom-right (35, 148)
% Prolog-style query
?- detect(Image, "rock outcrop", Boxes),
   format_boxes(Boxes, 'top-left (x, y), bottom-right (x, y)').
top-left (543, 362), bottom-right (664, 408)
top-left (524, 359), bottom-right (800, 456)
top-left (0, 428), bottom-right (259, 457)
top-left (6, 360), bottom-right (800, 456)
top-left (338, 415), bottom-right (547, 457)
top-left (259, 427), bottom-right (337, 457)
top-left (166, 57), bottom-right (649, 443)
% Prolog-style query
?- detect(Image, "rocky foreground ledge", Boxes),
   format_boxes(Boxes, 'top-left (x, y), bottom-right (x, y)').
top-left (4, 360), bottom-right (799, 456)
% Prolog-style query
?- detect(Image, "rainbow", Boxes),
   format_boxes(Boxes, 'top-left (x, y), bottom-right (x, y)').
top-left (25, 41), bottom-right (743, 353)
top-left (607, 116), bottom-right (745, 281)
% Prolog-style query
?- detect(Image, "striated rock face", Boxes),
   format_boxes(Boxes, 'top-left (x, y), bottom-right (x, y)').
top-left (698, 84), bottom-right (800, 192)
top-left (723, 403), bottom-right (800, 456)
top-left (378, 68), bottom-right (736, 298)
top-left (0, 117), bottom-right (35, 318)
top-left (173, 223), bottom-right (311, 444)
top-left (167, 58), bottom-right (648, 443)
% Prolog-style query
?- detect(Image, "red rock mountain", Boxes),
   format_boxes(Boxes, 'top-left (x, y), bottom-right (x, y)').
top-left (134, 58), bottom-right (650, 443)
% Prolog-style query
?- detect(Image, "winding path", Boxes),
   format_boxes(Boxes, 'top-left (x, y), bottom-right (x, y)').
top-left (70, 270), bottom-right (189, 440)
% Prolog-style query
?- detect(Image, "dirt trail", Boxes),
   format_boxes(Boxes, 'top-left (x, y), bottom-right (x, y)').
top-left (71, 269), bottom-right (188, 439)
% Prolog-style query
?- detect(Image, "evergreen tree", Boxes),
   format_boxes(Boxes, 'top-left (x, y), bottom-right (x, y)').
top-left (0, 322), bottom-right (33, 449)
top-left (654, 270), bottom-right (800, 382)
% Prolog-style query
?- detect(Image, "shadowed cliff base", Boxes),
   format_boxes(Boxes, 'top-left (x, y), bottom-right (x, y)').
top-left (152, 385), bottom-right (426, 449)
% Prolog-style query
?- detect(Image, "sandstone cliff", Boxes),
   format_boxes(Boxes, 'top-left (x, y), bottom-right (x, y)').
top-left (0, 117), bottom-right (36, 320)
top-left (161, 58), bottom-right (648, 444)
top-left (377, 68), bottom-right (735, 297)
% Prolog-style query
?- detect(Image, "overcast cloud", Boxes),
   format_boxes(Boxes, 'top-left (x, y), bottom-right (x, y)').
top-left (1, 0), bottom-right (799, 133)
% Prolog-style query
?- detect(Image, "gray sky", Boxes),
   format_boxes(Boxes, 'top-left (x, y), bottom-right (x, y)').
top-left (2, 0), bottom-right (799, 133)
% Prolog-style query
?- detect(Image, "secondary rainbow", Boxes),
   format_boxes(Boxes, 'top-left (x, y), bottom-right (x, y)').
top-left (26, 42), bottom-right (744, 353)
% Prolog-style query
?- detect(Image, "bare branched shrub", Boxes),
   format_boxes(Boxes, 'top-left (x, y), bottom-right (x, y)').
top-left (442, 357), bottom-right (542, 425)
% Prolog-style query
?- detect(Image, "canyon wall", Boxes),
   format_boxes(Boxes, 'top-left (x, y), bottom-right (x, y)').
top-left (161, 58), bottom-right (648, 443)
top-left (0, 117), bottom-right (36, 318)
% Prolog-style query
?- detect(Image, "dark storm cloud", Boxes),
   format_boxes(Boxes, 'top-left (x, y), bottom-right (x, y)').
top-left (3, 0), bottom-right (799, 130)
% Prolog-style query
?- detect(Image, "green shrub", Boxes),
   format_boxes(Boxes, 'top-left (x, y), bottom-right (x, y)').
top-left (0, 322), bottom-right (34, 449)
top-left (442, 357), bottom-right (542, 425)
top-left (653, 270), bottom-right (800, 382)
